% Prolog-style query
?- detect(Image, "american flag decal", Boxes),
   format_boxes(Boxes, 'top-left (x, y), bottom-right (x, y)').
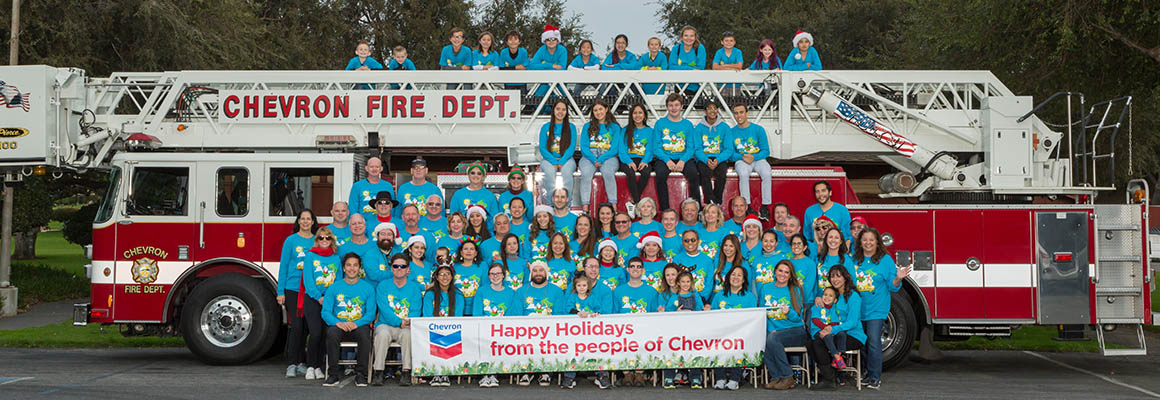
top-left (0, 81), bottom-right (31, 112)
top-left (833, 100), bottom-right (916, 158)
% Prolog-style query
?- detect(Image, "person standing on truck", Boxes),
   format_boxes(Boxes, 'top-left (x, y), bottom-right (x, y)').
top-left (693, 102), bottom-right (732, 206)
top-left (327, 202), bottom-right (351, 246)
top-left (349, 157), bottom-right (394, 222)
top-left (278, 209), bottom-right (318, 379)
top-left (372, 253), bottom-right (423, 387)
top-left (804, 180), bottom-right (851, 245)
top-left (303, 227), bottom-right (342, 381)
top-left (449, 162), bottom-right (499, 227)
top-left (652, 93), bottom-right (701, 211)
top-left (539, 101), bottom-right (578, 205)
top-left (852, 228), bottom-right (910, 390)
top-left (394, 157), bottom-right (440, 219)
top-left (321, 252), bottom-right (377, 387)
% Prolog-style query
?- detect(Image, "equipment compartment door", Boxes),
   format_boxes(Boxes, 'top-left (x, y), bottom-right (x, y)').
top-left (934, 209), bottom-right (984, 319)
top-left (1035, 211), bottom-right (1090, 324)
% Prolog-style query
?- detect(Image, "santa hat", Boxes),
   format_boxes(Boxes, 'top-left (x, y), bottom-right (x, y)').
top-left (792, 30), bottom-right (814, 47)
top-left (541, 24), bottom-right (562, 44)
top-left (406, 234), bottom-right (426, 248)
top-left (742, 214), bottom-right (763, 230)
top-left (813, 215), bottom-right (836, 229)
top-left (851, 216), bottom-right (869, 226)
top-left (530, 259), bottom-right (549, 271)
top-left (598, 237), bottom-right (617, 253)
top-left (636, 231), bottom-right (662, 249)
top-left (533, 204), bottom-right (553, 216)
top-left (373, 222), bottom-right (402, 244)
top-left (465, 204), bottom-right (488, 220)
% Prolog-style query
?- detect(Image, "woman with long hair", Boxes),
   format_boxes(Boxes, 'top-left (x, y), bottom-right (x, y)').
top-left (421, 265), bottom-right (465, 387)
top-left (578, 100), bottom-right (621, 208)
top-left (453, 239), bottom-right (484, 315)
top-left (851, 228), bottom-right (910, 389)
top-left (709, 265), bottom-right (757, 390)
top-left (618, 104), bottom-right (654, 208)
top-left (758, 260), bottom-right (808, 390)
top-left (595, 203), bottom-right (617, 238)
top-left (301, 226), bottom-right (340, 381)
top-left (538, 100), bottom-right (577, 204)
top-left (570, 213), bottom-right (598, 263)
top-left (809, 265), bottom-right (863, 389)
top-left (472, 262), bottom-right (518, 387)
top-left (713, 234), bottom-right (749, 292)
top-left (277, 208), bottom-right (318, 378)
top-left (545, 232), bottom-right (574, 291)
top-left (815, 227), bottom-right (854, 303)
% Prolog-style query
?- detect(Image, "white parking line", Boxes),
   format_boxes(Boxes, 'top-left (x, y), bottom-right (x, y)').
top-left (1023, 351), bottom-right (1160, 398)
top-left (0, 377), bottom-right (32, 386)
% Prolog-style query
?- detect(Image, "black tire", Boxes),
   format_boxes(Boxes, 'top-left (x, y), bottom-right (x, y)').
top-left (882, 291), bottom-right (918, 370)
top-left (180, 273), bottom-right (280, 365)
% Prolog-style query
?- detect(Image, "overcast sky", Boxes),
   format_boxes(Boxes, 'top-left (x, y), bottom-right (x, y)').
top-left (563, 0), bottom-right (664, 55)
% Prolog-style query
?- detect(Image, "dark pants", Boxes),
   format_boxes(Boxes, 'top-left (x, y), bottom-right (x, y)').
top-left (303, 296), bottom-right (325, 368)
top-left (696, 160), bottom-right (728, 204)
top-left (325, 325), bottom-right (372, 379)
top-left (809, 334), bottom-right (862, 380)
top-left (817, 331), bottom-right (848, 355)
top-left (663, 368), bottom-right (702, 382)
top-left (283, 290), bottom-right (306, 366)
top-left (713, 367), bottom-right (742, 382)
top-left (619, 158), bottom-right (653, 203)
top-left (653, 160), bottom-right (701, 210)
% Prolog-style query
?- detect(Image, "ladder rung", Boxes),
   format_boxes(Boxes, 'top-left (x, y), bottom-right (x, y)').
top-left (1099, 255), bottom-right (1140, 262)
top-left (1102, 348), bottom-right (1147, 356)
top-left (1095, 287), bottom-right (1141, 295)
top-left (1099, 224), bottom-right (1140, 231)
top-left (1097, 318), bottom-right (1144, 324)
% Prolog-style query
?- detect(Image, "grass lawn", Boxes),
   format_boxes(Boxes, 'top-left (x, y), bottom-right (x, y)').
top-left (936, 325), bottom-right (1102, 352)
top-left (8, 231), bottom-right (89, 310)
top-left (0, 320), bottom-right (183, 348)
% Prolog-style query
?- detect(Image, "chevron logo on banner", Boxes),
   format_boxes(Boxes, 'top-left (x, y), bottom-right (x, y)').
top-left (429, 329), bottom-right (463, 359)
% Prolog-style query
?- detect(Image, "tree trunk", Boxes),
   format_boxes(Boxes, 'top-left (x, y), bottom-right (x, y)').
top-left (13, 230), bottom-right (37, 260)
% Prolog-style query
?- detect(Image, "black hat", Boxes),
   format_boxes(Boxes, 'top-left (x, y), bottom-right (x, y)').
top-left (370, 191), bottom-right (397, 208)
top-left (411, 157), bottom-right (427, 167)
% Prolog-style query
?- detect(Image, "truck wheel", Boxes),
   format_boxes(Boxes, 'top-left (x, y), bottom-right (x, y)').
top-left (180, 273), bottom-right (279, 365)
top-left (882, 291), bottom-right (918, 370)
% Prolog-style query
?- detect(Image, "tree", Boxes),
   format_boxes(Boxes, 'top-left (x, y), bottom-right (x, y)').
top-left (7, 176), bottom-right (52, 260)
top-left (473, 0), bottom-right (590, 55)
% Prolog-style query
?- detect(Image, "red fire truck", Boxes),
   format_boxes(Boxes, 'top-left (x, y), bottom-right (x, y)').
top-left (0, 65), bottom-right (1149, 367)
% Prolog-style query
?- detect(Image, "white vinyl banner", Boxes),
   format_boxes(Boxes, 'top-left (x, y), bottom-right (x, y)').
top-left (217, 90), bottom-right (521, 124)
top-left (410, 308), bottom-right (766, 376)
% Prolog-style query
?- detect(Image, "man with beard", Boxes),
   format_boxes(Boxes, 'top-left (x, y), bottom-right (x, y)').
top-left (514, 260), bottom-right (564, 386)
top-left (327, 201), bottom-right (352, 246)
top-left (803, 181), bottom-right (850, 246)
top-left (361, 222), bottom-right (401, 285)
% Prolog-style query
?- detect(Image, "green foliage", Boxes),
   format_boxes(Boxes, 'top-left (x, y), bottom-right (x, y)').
top-left (51, 207), bottom-right (78, 225)
top-left (474, 0), bottom-right (590, 55)
top-left (10, 263), bottom-right (89, 310)
top-left (63, 203), bottom-right (99, 247)
top-left (10, 176), bottom-right (52, 234)
top-left (0, 320), bottom-right (184, 348)
top-left (412, 351), bottom-right (763, 376)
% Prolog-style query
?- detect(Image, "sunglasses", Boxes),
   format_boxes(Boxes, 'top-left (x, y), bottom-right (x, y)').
top-left (628, 264), bottom-right (644, 269)
top-left (318, 236), bottom-right (334, 241)
top-left (615, 220), bottom-right (630, 224)
top-left (683, 238), bottom-right (698, 243)
top-left (391, 263), bottom-right (409, 269)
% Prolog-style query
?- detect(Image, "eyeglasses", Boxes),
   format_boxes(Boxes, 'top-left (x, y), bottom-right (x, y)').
top-left (427, 202), bottom-right (442, 206)
top-left (318, 237), bottom-right (334, 241)
top-left (628, 264), bottom-right (644, 269)
top-left (391, 264), bottom-right (409, 269)
top-left (377, 201), bottom-right (392, 205)
top-left (488, 272), bottom-right (505, 276)
top-left (683, 238), bottom-right (698, 243)
top-left (511, 176), bottom-right (525, 180)
top-left (615, 220), bottom-right (630, 225)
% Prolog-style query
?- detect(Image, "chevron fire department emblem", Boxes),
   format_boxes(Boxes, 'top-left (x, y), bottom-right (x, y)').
top-left (132, 257), bottom-right (159, 284)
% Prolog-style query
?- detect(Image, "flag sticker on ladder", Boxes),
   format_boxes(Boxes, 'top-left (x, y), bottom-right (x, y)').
top-left (833, 100), bottom-right (916, 157)
top-left (429, 329), bottom-right (463, 359)
top-left (0, 81), bottom-right (31, 112)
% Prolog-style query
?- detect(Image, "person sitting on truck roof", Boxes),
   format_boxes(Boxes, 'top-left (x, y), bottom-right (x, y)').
top-left (372, 253), bottom-right (423, 387)
top-left (448, 162), bottom-right (499, 228)
top-left (693, 102), bottom-right (732, 206)
top-left (345, 40), bottom-right (384, 90)
top-left (328, 201), bottom-right (352, 246)
top-left (321, 252), bottom-right (377, 387)
top-left (387, 45), bottom-right (416, 71)
top-left (578, 100), bottom-right (622, 209)
top-left (538, 101), bottom-right (578, 206)
top-left (783, 30), bottom-right (822, 71)
top-left (440, 27), bottom-right (473, 70)
top-left (653, 93), bottom-right (701, 211)
top-left (394, 157), bottom-right (440, 219)
top-left (349, 157), bottom-right (394, 222)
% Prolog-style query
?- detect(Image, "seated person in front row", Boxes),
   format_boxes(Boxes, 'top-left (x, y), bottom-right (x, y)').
top-left (322, 253), bottom-right (377, 387)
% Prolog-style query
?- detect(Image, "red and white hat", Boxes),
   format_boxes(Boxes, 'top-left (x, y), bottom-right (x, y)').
top-left (742, 214), bottom-right (763, 230)
top-left (406, 234), bottom-right (426, 248)
top-left (598, 237), bottom-right (617, 253)
top-left (636, 231), bottom-right (662, 249)
top-left (792, 30), bottom-right (814, 47)
top-left (465, 204), bottom-right (488, 220)
top-left (541, 24), bottom-right (562, 43)
top-left (530, 259), bottom-right (549, 272)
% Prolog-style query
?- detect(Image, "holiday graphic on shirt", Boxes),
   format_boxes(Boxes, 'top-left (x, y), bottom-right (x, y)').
top-left (699, 242), bottom-right (719, 259)
top-left (524, 296), bottom-right (554, 315)
top-left (428, 228), bottom-right (448, 242)
top-left (481, 298), bottom-right (507, 316)
top-left (734, 137), bottom-right (760, 154)
top-left (549, 136), bottom-right (561, 154)
top-left (718, 299), bottom-right (744, 309)
top-left (295, 246), bottom-right (306, 270)
top-left (795, 268), bottom-right (809, 288)
top-left (701, 135), bottom-right (722, 154)
top-left (629, 138), bottom-right (649, 155)
top-left (335, 294), bottom-right (365, 322)
top-left (664, 247), bottom-right (678, 262)
top-left (455, 273), bottom-right (481, 297)
top-left (590, 131), bottom-right (613, 150)
top-left (818, 265), bottom-right (833, 290)
top-left (360, 190), bottom-right (374, 213)
top-left (506, 272), bottom-right (526, 291)
top-left (548, 269), bottom-right (569, 291)
top-left (817, 308), bottom-right (832, 324)
top-left (693, 270), bottom-right (707, 293)
top-left (621, 296), bottom-right (650, 314)
top-left (530, 241), bottom-right (549, 260)
top-left (856, 268), bottom-right (877, 292)
top-left (314, 260), bottom-right (336, 287)
top-left (753, 262), bottom-right (774, 284)
top-left (602, 276), bottom-right (620, 291)
top-left (403, 194), bottom-right (430, 216)
top-left (414, 274), bottom-right (427, 286)
top-left (763, 295), bottom-right (790, 320)
top-left (387, 294), bottom-right (411, 320)
top-left (575, 301), bottom-right (598, 314)
top-left (661, 128), bottom-right (686, 153)
top-left (643, 272), bottom-right (662, 292)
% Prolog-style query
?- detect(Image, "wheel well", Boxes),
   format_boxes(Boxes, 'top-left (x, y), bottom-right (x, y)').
top-left (899, 277), bottom-right (932, 325)
top-left (163, 258), bottom-right (277, 323)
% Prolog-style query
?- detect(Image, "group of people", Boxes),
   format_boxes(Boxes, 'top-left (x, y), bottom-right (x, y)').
top-left (345, 25), bottom-right (823, 75)
top-left (276, 155), bottom-right (910, 391)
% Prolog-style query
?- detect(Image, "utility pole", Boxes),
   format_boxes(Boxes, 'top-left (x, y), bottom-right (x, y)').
top-left (1, 0), bottom-right (22, 316)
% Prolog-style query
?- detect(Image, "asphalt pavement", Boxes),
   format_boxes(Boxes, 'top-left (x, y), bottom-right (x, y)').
top-left (0, 345), bottom-right (1158, 399)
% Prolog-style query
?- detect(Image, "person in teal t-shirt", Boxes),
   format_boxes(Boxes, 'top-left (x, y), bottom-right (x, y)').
top-left (373, 253), bottom-right (423, 385)
top-left (448, 162), bottom-right (499, 227)
top-left (784, 30), bottom-right (822, 71)
top-left (669, 26), bottom-right (707, 94)
top-left (472, 262), bottom-right (517, 388)
top-left (320, 253), bottom-right (377, 386)
top-left (693, 102), bottom-right (733, 205)
top-left (709, 265), bottom-right (757, 390)
top-left (652, 93), bottom-right (701, 210)
top-left (472, 31), bottom-right (500, 69)
top-left (439, 27), bottom-right (472, 70)
top-left (349, 157), bottom-right (394, 222)
top-left (578, 102), bottom-right (622, 207)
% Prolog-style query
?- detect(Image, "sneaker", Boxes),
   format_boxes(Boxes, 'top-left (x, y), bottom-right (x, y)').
top-left (597, 373), bottom-right (611, 389)
top-left (488, 375), bottom-right (501, 388)
top-left (538, 374), bottom-right (552, 386)
top-left (285, 365), bottom-right (298, 378)
top-left (560, 376), bottom-right (576, 389)
top-left (303, 367), bottom-right (316, 380)
top-left (371, 370), bottom-right (384, 386)
top-left (834, 355), bottom-right (846, 370)
top-left (675, 372), bottom-right (687, 385)
top-left (835, 375), bottom-right (847, 387)
top-left (355, 374), bottom-right (368, 387)
top-left (323, 373), bottom-right (341, 387)
top-left (430, 376), bottom-right (445, 387)
top-left (865, 379), bottom-right (881, 390)
top-left (296, 363), bottom-right (308, 376)
top-left (517, 374), bottom-right (532, 386)
top-left (625, 201), bottom-right (636, 219)
top-left (479, 375), bottom-right (489, 388)
top-left (714, 379), bottom-right (727, 390)
top-left (809, 377), bottom-right (834, 391)
top-left (663, 378), bottom-right (675, 389)
top-left (344, 366), bottom-right (354, 377)
top-left (399, 371), bottom-right (411, 387)
top-left (725, 380), bottom-right (739, 390)
top-left (690, 378), bottom-right (703, 389)
top-left (312, 367), bottom-right (325, 380)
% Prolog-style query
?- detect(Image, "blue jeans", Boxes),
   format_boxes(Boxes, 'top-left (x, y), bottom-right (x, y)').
top-left (713, 367), bottom-right (741, 382)
top-left (863, 318), bottom-right (885, 381)
top-left (578, 156), bottom-right (618, 205)
top-left (763, 326), bottom-right (808, 379)
top-left (539, 158), bottom-right (576, 205)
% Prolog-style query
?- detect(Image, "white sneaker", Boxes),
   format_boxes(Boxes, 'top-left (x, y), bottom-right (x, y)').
top-left (714, 379), bottom-right (727, 389)
top-left (488, 375), bottom-right (501, 387)
top-left (479, 375), bottom-right (489, 387)
top-left (625, 201), bottom-right (636, 219)
top-left (725, 380), bottom-right (739, 390)
top-left (517, 374), bottom-right (532, 386)
top-left (303, 367), bottom-right (315, 380)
